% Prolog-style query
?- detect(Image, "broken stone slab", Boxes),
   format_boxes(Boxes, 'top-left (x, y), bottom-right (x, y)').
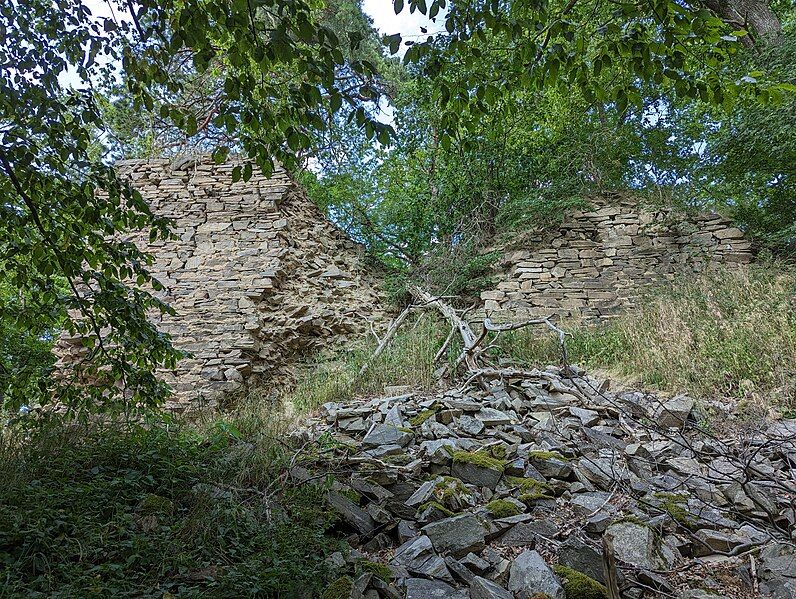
top-left (757, 542), bottom-right (796, 599)
top-left (452, 453), bottom-right (505, 490)
top-left (405, 479), bottom-right (437, 507)
top-left (390, 535), bottom-right (452, 582)
top-left (652, 394), bottom-right (694, 428)
top-left (558, 536), bottom-right (605, 584)
top-left (327, 491), bottom-right (376, 535)
top-left (476, 407), bottom-right (513, 426)
top-left (570, 491), bottom-right (615, 518)
top-left (461, 552), bottom-right (491, 573)
top-left (497, 520), bottom-right (557, 547)
top-left (423, 513), bottom-right (487, 558)
top-left (527, 451), bottom-right (572, 479)
top-left (470, 576), bottom-right (514, 599)
top-left (692, 529), bottom-right (751, 557)
top-left (362, 422), bottom-right (413, 448)
top-left (405, 578), bottom-right (469, 599)
top-left (458, 414), bottom-right (486, 436)
top-left (570, 406), bottom-right (600, 426)
top-left (507, 549), bottom-right (565, 599)
top-left (604, 521), bottom-right (677, 571)
top-left (445, 555), bottom-right (476, 585)
top-left (577, 456), bottom-right (626, 490)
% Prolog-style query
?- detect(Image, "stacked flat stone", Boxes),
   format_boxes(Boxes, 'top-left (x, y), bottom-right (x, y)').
top-left (481, 194), bottom-right (753, 323)
top-left (56, 156), bottom-right (388, 410)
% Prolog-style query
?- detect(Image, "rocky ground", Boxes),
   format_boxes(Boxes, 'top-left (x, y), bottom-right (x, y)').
top-left (290, 365), bottom-right (796, 599)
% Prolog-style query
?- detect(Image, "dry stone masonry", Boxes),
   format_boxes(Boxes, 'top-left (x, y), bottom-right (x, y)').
top-left (58, 156), bottom-right (388, 410)
top-left (482, 194), bottom-right (753, 323)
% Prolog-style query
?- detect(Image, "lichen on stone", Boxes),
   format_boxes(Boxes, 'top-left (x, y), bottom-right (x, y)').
top-left (486, 499), bottom-right (522, 518)
top-left (553, 565), bottom-right (609, 599)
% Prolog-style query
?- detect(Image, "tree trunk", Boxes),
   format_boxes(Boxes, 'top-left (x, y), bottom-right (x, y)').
top-left (703, 0), bottom-right (783, 45)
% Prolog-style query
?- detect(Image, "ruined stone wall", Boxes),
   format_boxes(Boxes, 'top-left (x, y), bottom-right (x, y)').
top-left (70, 157), bottom-right (387, 410)
top-left (481, 194), bottom-right (753, 323)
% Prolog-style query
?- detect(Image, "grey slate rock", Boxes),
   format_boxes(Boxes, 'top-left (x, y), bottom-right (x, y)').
top-left (390, 535), bottom-right (453, 582)
top-left (405, 578), bottom-right (469, 599)
top-left (605, 521), bottom-right (677, 571)
top-left (558, 536), bottom-right (605, 584)
top-left (469, 576), bottom-right (514, 599)
top-left (498, 520), bottom-right (557, 547)
top-left (507, 549), bottom-right (565, 599)
top-left (423, 513), bottom-right (487, 558)
top-left (452, 460), bottom-right (504, 490)
top-left (327, 491), bottom-right (376, 535)
top-left (362, 423), bottom-right (413, 448)
top-left (446, 555), bottom-right (477, 585)
top-left (653, 394), bottom-right (694, 428)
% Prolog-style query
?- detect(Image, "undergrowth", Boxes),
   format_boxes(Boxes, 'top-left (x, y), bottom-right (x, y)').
top-left (0, 394), bottom-right (342, 598)
top-left (493, 264), bottom-right (796, 412)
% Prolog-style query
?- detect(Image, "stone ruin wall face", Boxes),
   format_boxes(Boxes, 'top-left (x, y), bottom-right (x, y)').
top-left (481, 194), bottom-right (754, 323)
top-left (105, 157), bottom-right (387, 410)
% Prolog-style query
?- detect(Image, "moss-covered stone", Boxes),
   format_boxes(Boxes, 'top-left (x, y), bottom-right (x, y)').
top-left (321, 576), bottom-right (353, 599)
top-left (506, 476), bottom-right (552, 493)
top-left (653, 492), bottom-right (697, 529)
top-left (519, 491), bottom-right (553, 505)
top-left (486, 499), bottom-right (522, 518)
top-left (361, 560), bottom-right (393, 582)
top-left (410, 409), bottom-right (437, 427)
top-left (553, 565), bottom-right (609, 599)
top-left (451, 450), bottom-right (505, 472)
top-left (431, 476), bottom-right (470, 511)
top-left (528, 450), bottom-right (569, 462)
top-left (419, 500), bottom-right (457, 517)
top-left (486, 444), bottom-right (507, 460)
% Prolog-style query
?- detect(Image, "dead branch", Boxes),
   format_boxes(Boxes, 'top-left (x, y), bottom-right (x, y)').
top-left (359, 304), bottom-right (414, 376)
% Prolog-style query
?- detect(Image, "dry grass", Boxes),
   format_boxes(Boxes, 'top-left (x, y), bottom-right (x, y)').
top-left (287, 312), bottom-right (453, 413)
top-left (494, 264), bottom-right (796, 414)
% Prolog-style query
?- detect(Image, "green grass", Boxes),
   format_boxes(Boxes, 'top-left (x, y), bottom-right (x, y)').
top-left (289, 312), bottom-right (456, 412)
top-left (0, 396), bottom-right (343, 598)
top-left (491, 264), bottom-right (796, 413)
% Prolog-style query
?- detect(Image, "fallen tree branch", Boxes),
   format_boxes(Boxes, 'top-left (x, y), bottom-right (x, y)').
top-left (359, 304), bottom-right (414, 375)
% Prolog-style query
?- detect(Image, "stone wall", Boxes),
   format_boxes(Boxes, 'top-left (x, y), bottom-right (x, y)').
top-left (58, 157), bottom-right (388, 410)
top-left (481, 194), bottom-right (753, 323)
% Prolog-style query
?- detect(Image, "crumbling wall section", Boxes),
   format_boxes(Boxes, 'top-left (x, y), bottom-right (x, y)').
top-left (92, 157), bottom-right (387, 409)
top-left (481, 194), bottom-right (753, 323)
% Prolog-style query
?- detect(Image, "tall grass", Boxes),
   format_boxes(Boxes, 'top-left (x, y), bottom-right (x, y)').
top-left (494, 265), bottom-right (796, 411)
top-left (289, 312), bottom-right (453, 412)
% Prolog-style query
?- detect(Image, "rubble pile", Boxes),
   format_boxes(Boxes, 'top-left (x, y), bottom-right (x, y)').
top-left (293, 366), bottom-right (796, 598)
